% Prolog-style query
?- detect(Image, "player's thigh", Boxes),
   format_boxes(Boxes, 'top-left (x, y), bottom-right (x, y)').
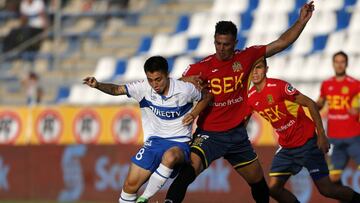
top-left (189, 151), bottom-right (204, 175)
top-left (303, 139), bottom-right (329, 180)
top-left (123, 163), bottom-right (152, 192)
top-left (190, 131), bottom-right (227, 172)
top-left (235, 159), bottom-right (264, 183)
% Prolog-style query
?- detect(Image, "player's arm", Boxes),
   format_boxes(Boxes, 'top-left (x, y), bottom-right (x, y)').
top-left (83, 76), bottom-right (127, 96)
top-left (316, 96), bottom-right (326, 110)
top-left (294, 93), bottom-right (329, 153)
top-left (265, 1), bottom-right (314, 57)
top-left (182, 90), bottom-right (213, 125)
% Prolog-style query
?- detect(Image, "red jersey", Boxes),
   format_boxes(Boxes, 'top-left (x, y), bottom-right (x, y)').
top-left (320, 75), bottom-right (360, 138)
top-left (183, 46), bottom-right (266, 131)
top-left (248, 78), bottom-right (315, 148)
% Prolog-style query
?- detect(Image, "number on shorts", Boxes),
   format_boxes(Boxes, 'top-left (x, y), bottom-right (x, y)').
top-left (135, 148), bottom-right (145, 160)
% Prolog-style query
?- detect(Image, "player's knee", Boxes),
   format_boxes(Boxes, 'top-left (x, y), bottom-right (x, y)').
top-left (162, 148), bottom-right (183, 167)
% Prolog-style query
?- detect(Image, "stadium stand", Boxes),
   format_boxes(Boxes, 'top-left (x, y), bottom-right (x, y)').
top-left (0, 0), bottom-right (360, 104)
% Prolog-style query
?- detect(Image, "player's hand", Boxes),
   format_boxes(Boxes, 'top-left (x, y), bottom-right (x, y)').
top-left (182, 75), bottom-right (205, 90)
top-left (83, 77), bottom-right (98, 88)
top-left (182, 113), bottom-right (195, 125)
top-left (299, 1), bottom-right (314, 24)
top-left (317, 134), bottom-right (330, 154)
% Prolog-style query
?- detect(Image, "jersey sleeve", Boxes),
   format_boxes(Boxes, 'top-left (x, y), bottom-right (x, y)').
top-left (182, 63), bottom-right (201, 77)
top-left (245, 45), bottom-right (266, 63)
top-left (279, 80), bottom-right (299, 101)
top-left (184, 82), bottom-right (202, 102)
top-left (319, 82), bottom-right (326, 99)
top-left (125, 80), bottom-right (147, 102)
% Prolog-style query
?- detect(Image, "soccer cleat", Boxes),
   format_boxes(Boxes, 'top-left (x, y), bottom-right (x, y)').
top-left (136, 196), bottom-right (148, 203)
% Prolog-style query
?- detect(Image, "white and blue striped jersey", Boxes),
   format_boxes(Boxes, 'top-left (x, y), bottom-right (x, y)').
top-left (125, 78), bottom-right (202, 143)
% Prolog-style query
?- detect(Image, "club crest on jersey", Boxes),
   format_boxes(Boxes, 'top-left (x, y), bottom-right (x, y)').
top-left (285, 83), bottom-right (296, 95)
top-left (267, 94), bottom-right (274, 104)
top-left (341, 86), bottom-right (349, 94)
top-left (232, 61), bottom-right (242, 72)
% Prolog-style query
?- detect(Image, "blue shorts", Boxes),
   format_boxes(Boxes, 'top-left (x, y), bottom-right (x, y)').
top-left (328, 136), bottom-right (360, 173)
top-left (270, 137), bottom-right (329, 180)
top-left (131, 136), bottom-right (190, 178)
top-left (190, 123), bottom-right (257, 169)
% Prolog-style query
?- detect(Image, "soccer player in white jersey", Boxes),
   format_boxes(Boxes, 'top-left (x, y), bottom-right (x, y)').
top-left (83, 56), bottom-right (212, 203)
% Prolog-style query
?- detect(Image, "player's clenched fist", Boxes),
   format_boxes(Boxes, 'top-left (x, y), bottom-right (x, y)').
top-left (83, 77), bottom-right (98, 88)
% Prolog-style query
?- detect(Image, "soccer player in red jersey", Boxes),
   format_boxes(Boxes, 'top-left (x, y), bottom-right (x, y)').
top-left (248, 58), bottom-right (360, 203)
top-left (317, 51), bottom-right (360, 193)
top-left (165, 2), bottom-right (315, 203)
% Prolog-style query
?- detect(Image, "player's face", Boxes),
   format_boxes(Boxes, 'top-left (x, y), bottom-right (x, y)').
top-left (146, 71), bottom-right (169, 95)
top-left (214, 34), bottom-right (237, 61)
top-left (333, 54), bottom-right (347, 76)
top-left (252, 60), bottom-right (267, 85)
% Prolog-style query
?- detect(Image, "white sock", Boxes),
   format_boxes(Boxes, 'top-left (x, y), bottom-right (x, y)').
top-left (119, 189), bottom-right (137, 203)
top-left (140, 163), bottom-right (173, 199)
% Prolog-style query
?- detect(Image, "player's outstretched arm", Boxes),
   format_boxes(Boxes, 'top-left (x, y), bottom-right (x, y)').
top-left (266, 1), bottom-right (314, 57)
top-left (182, 90), bottom-right (213, 125)
top-left (83, 76), bottom-right (127, 96)
top-left (295, 93), bottom-right (330, 153)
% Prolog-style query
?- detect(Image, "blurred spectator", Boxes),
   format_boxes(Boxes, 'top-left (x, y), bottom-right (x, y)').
top-left (3, 0), bottom-right (48, 53)
top-left (23, 71), bottom-right (43, 105)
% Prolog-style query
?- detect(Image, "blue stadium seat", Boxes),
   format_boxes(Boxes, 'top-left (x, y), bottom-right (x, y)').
top-left (137, 36), bottom-right (152, 54)
top-left (288, 10), bottom-right (299, 27)
top-left (187, 37), bottom-right (200, 51)
top-left (336, 9), bottom-right (351, 30)
top-left (312, 34), bottom-right (328, 53)
top-left (166, 57), bottom-right (175, 72)
top-left (174, 15), bottom-right (189, 33)
top-left (113, 59), bottom-right (127, 77)
top-left (241, 11), bottom-right (253, 31)
top-left (236, 33), bottom-right (246, 50)
top-left (55, 86), bottom-right (70, 103)
top-left (295, 0), bottom-right (307, 9)
top-left (247, 0), bottom-right (259, 11)
top-left (344, 0), bottom-right (357, 6)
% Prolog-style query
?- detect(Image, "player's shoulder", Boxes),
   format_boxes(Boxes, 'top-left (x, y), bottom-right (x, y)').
top-left (322, 76), bottom-right (336, 84)
top-left (183, 55), bottom-right (214, 76)
top-left (194, 54), bottom-right (214, 67)
top-left (266, 78), bottom-right (286, 87)
top-left (173, 78), bottom-right (196, 92)
top-left (173, 78), bottom-right (191, 87)
top-left (235, 45), bottom-right (265, 55)
top-left (345, 75), bottom-right (360, 83)
top-left (127, 79), bottom-right (148, 87)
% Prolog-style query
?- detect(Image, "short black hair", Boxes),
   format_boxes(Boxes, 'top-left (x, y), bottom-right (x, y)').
top-left (333, 51), bottom-right (348, 66)
top-left (215, 21), bottom-right (237, 39)
top-left (144, 56), bottom-right (168, 74)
